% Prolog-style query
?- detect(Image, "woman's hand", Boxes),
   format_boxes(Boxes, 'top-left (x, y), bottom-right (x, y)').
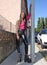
top-left (16, 34), bottom-right (19, 40)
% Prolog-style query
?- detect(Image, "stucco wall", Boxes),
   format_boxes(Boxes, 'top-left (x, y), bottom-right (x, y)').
top-left (0, 0), bottom-right (21, 33)
top-left (0, 15), bottom-right (10, 32)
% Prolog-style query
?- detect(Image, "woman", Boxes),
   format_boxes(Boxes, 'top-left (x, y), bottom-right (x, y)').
top-left (16, 11), bottom-right (31, 63)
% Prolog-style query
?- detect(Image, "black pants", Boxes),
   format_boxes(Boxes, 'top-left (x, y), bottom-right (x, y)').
top-left (16, 39), bottom-right (20, 53)
top-left (16, 30), bottom-right (28, 55)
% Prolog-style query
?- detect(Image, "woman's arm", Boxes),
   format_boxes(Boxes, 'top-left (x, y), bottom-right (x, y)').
top-left (16, 20), bottom-right (20, 39)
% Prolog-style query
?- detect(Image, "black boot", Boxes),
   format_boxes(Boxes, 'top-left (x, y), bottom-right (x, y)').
top-left (24, 55), bottom-right (28, 62)
top-left (17, 53), bottom-right (22, 62)
top-left (27, 57), bottom-right (31, 63)
top-left (24, 55), bottom-right (31, 63)
top-left (19, 53), bottom-right (22, 62)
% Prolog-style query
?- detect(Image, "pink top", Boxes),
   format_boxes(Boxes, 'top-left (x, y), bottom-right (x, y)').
top-left (19, 20), bottom-right (25, 30)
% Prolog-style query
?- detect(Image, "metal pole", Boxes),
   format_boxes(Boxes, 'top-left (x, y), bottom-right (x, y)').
top-left (31, 0), bottom-right (35, 63)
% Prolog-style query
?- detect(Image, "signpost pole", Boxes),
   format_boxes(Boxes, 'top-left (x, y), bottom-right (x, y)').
top-left (31, 0), bottom-right (35, 63)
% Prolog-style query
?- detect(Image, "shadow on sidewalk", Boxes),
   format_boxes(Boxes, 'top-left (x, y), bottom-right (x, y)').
top-left (39, 50), bottom-right (47, 61)
top-left (34, 50), bottom-right (47, 64)
top-left (0, 43), bottom-right (47, 65)
top-left (34, 52), bottom-right (43, 63)
top-left (0, 43), bottom-right (33, 65)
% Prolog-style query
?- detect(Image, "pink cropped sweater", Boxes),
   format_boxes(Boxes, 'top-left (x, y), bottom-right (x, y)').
top-left (19, 20), bottom-right (26, 30)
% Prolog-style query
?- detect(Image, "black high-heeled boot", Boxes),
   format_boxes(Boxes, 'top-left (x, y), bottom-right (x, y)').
top-left (24, 55), bottom-right (28, 62)
top-left (24, 55), bottom-right (31, 63)
top-left (27, 57), bottom-right (31, 63)
top-left (17, 53), bottom-right (22, 62)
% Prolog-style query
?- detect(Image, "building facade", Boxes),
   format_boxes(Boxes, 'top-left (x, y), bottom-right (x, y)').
top-left (0, 0), bottom-right (28, 33)
top-left (21, 0), bottom-right (28, 15)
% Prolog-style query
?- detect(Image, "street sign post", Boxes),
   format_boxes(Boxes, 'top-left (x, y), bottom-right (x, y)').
top-left (31, 0), bottom-right (35, 63)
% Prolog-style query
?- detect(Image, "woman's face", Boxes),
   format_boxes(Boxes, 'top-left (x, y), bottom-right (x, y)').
top-left (21, 12), bottom-right (24, 19)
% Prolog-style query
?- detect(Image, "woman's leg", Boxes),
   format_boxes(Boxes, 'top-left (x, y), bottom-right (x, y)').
top-left (16, 39), bottom-right (20, 53)
top-left (21, 34), bottom-right (28, 54)
top-left (21, 33), bottom-right (31, 63)
top-left (16, 38), bottom-right (22, 62)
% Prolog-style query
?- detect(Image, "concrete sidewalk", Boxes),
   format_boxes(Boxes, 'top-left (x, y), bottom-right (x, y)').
top-left (34, 44), bottom-right (47, 65)
top-left (0, 44), bottom-right (47, 65)
top-left (0, 51), bottom-right (32, 65)
top-left (0, 44), bottom-right (32, 65)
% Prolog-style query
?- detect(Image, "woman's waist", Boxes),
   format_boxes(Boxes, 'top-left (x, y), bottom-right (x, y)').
top-left (19, 25), bottom-right (25, 29)
top-left (19, 28), bottom-right (25, 32)
top-left (18, 28), bottom-right (25, 34)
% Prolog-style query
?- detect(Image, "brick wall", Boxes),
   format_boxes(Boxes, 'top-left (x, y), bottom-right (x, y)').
top-left (0, 30), bottom-right (16, 63)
